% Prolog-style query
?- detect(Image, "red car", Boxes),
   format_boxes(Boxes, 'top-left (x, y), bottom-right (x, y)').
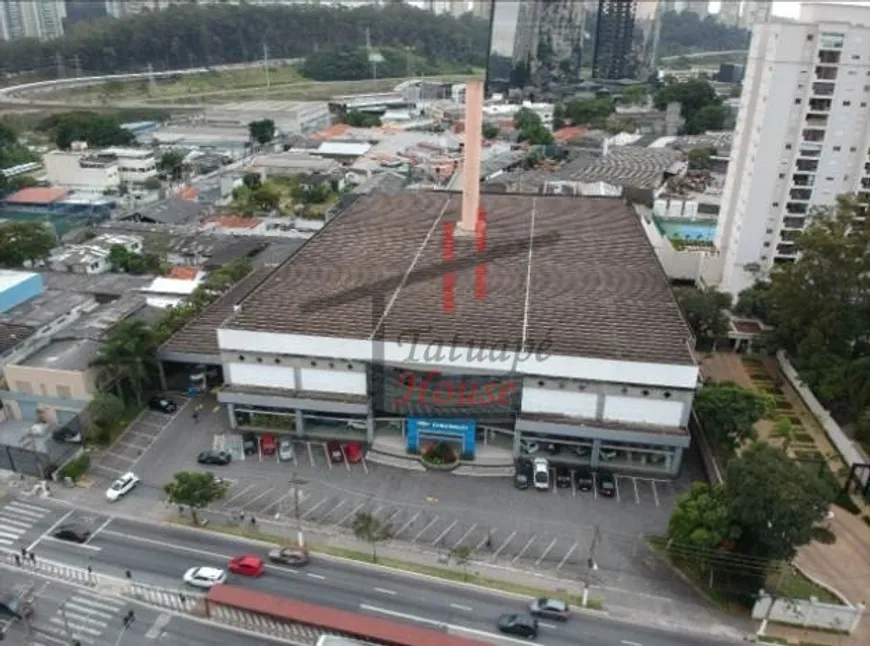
top-left (228, 555), bottom-right (264, 577)
top-left (344, 442), bottom-right (364, 464)
top-left (326, 440), bottom-right (344, 464)
top-left (260, 434), bottom-right (277, 456)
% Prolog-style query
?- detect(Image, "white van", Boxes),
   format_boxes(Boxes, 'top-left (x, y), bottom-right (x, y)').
top-left (533, 457), bottom-right (550, 491)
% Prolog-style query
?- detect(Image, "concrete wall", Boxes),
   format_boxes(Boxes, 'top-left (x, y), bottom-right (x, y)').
top-left (752, 592), bottom-right (865, 634)
top-left (776, 351), bottom-right (869, 484)
top-left (2, 364), bottom-right (95, 423)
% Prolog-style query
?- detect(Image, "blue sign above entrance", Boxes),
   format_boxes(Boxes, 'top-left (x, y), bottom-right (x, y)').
top-left (407, 418), bottom-right (477, 460)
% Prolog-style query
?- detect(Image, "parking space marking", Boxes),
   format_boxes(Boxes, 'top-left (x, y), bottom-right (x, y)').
top-left (318, 500), bottom-right (346, 522)
top-left (512, 535), bottom-right (537, 563)
top-left (492, 531), bottom-right (516, 559)
top-left (474, 529), bottom-right (496, 553)
top-left (300, 497), bottom-right (330, 520)
top-left (224, 483), bottom-right (257, 506)
top-left (550, 469), bottom-right (558, 495)
top-left (374, 588), bottom-right (396, 596)
top-left (633, 478), bottom-right (641, 505)
top-left (290, 445), bottom-right (298, 467)
top-left (117, 440), bottom-right (149, 451)
top-left (264, 490), bottom-right (295, 515)
top-left (411, 516), bottom-right (440, 543)
top-left (378, 508), bottom-right (400, 526)
top-left (452, 523), bottom-right (477, 550)
top-left (614, 476), bottom-right (621, 502)
top-left (450, 603), bottom-right (473, 612)
top-left (557, 541), bottom-right (578, 570)
top-left (341, 445), bottom-right (351, 471)
top-left (621, 641), bottom-right (642, 646)
top-left (322, 443), bottom-right (332, 470)
top-left (244, 488), bottom-right (278, 509)
top-left (360, 455), bottom-right (369, 474)
top-left (652, 481), bottom-right (660, 507)
top-left (306, 442), bottom-right (316, 467)
top-left (393, 511), bottom-right (420, 538)
top-left (571, 473), bottom-right (577, 497)
top-left (535, 538), bottom-right (558, 566)
top-left (592, 472), bottom-right (598, 499)
top-left (334, 502), bottom-right (365, 528)
top-left (431, 519), bottom-right (458, 547)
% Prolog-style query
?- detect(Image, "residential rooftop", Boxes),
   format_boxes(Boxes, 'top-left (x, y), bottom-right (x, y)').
top-left (38, 271), bottom-right (153, 297)
top-left (0, 322), bottom-right (35, 355)
top-left (223, 192), bottom-right (695, 366)
top-left (19, 338), bottom-right (101, 371)
top-left (0, 290), bottom-right (93, 329)
top-left (3, 187), bottom-right (69, 205)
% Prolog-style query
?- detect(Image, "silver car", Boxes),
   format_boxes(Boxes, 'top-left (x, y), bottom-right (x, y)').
top-left (278, 438), bottom-right (294, 461)
top-left (529, 597), bottom-right (570, 621)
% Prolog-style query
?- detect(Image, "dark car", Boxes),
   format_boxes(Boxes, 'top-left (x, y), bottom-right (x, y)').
top-left (0, 593), bottom-right (32, 620)
top-left (597, 469), bottom-right (616, 498)
top-left (197, 450), bottom-right (232, 466)
top-left (515, 459), bottom-right (532, 490)
top-left (148, 396), bottom-right (178, 414)
top-left (545, 443), bottom-right (561, 455)
top-left (497, 613), bottom-right (538, 638)
top-left (241, 432), bottom-right (258, 456)
top-left (52, 426), bottom-right (83, 444)
top-left (574, 467), bottom-right (594, 492)
top-left (555, 466), bottom-right (571, 488)
top-left (529, 597), bottom-right (570, 621)
top-left (326, 440), bottom-right (344, 464)
top-left (53, 524), bottom-right (91, 543)
top-left (267, 546), bottom-right (310, 566)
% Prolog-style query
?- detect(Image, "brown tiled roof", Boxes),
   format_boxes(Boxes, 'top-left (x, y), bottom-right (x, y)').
top-left (158, 267), bottom-right (274, 358)
top-left (224, 192), bottom-right (694, 366)
top-left (169, 266), bottom-right (199, 280)
top-left (5, 187), bottom-right (69, 204)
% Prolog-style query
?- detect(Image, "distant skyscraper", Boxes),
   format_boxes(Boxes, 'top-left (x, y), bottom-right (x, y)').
top-left (592, 0), bottom-right (660, 81)
top-left (740, 1), bottom-right (773, 29)
top-left (472, 0), bottom-right (491, 20)
top-left (485, 0), bottom-right (586, 96)
top-left (0, 0), bottom-right (65, 41)
top-left (717, 1), bottom-right (741, 27)
top-left (685, 1), bottom-right (708, 19)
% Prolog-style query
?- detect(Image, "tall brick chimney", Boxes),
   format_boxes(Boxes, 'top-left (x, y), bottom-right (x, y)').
top-left (458, 80), bottom-right (484, 235)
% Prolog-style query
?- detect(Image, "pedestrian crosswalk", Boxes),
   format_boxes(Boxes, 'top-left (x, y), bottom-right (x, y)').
top-left (34, 591), bottom-right (127, 645)
top-left (0, 499), bottom-right (51, 546)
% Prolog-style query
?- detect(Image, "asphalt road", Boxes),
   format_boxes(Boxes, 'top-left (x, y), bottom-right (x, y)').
top-left (27, 514), bottom-right (744, 646)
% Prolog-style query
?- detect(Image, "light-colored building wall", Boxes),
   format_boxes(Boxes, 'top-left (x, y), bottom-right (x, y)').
top-left (2, 363), bottom-right (95, 424)
top-left (44, 152), bottom-right (121, 194)
top-left (715, 4), bottom-right (870, 296)
top-left (103, 148), bottom-right (158, 186)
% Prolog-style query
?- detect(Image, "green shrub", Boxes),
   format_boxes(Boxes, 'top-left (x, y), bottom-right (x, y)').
top-left (58, 454), bottom-right (90, 482)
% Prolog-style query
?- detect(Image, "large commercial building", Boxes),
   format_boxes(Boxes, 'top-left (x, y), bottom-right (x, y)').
top-left (202, 84), bottom-right (698, 477)
top-left (592, 0), bottom-right (661, 81)
top-left (0, 0), bottom-right (65, 41)
top-left (715, 2), bottom-right (870, 296)
top-left (739, 1), bottom-right (774, 30)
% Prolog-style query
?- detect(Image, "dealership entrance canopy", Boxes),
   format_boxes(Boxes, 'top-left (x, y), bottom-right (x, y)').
top-left (212, 186), bottom-right (698, 477)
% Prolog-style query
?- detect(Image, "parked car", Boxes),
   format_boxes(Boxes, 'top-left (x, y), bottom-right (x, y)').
top-left (574, 467), bottom-right (594, 492)
top-left (555, 466), bottom-right (571, 488)
top-left (197, 450), bottom-right (231, 466)
top-left (533, 457), bottom-right (550, 491)
top-left (497, 613), bottom-right (538, 638)
top-left (597, 469), bottom-right (616, 498)
top-left (346, 420), bottom-right (367, 431)
top-left (53, 524), bottom-right (91, 543)
top-left (519, 439), bottom-right (539, 455)
top-left (278, 438), bottom-right (294, 462)
top-left (0, 593), bottom-right (32, 621)
top-left (183, 567), bottom-right (226, 589)
top-left (344, 442), bottom-right (363, 464)
top-left (52, 426), bottom-right (82, 444)
top-left (267, 546), bottom-right (310, 567)
top-left (241, 432), bottom-right (257, 456)
top-left (515, 459), bottom-right (533, 490)
top-left (545, 443), bottom-right (561, 455)
top-left (148, 396), bottom-right (177, 414)
top-left (228, 555), bottom-right (264, 577)
top-left (260, 433), bottom-right (277, 456)
top-left (106, 472), bottom-right (139, 502)
top-left (529, 597), bottom-right (570, 621)
top-left (326, 440), bottom-right (344, 463)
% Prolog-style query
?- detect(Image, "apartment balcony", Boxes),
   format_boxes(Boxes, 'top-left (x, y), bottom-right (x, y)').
top-left (786, 201), bottom-right (809, 214)
top-left (791, 175), bottom-right (815, 188)
top-left (796, 159), bottom-right (819, 172)
top-left (814, 65), bottom-right (838, 81)
top-left (798, 143), bottom-right (823, 158)
top-left (864, 161), bottom-right (870, 174)
top-left (811, 82), bottom-right (835, 96)
top-left (801, 129), bottom-right (826, 142)
top-left (861, 177), bottom-right (870, 190)
top-left (776, 243), bottom-right (797, 256)
top-left (789, 188), bottom-right (813, 201)
top-left (817, 50), bottom-right (841, 65)
top-left (780, 229), bottom-right (801, 242)
top-left (808, 98), bottom-right (832, 112)
top-left (805, 114), bottom-right (829, 127)
top-left (782, 216), bottom-right (807, 229)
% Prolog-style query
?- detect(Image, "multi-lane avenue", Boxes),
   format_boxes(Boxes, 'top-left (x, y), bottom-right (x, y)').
top-left (10, 497), bottom-right (746, 646)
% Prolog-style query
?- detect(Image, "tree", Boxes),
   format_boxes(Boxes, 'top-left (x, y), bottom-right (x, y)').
top-left (694, 382), bottom-right (774, 450)
top-left (88, 392), bottom-right (126, 431)
top-left (687, 147), bottom-right (715, 171)
top-left (621, 85), bottom-right (647, 106)
top-left (158, 151), bottom-right (185, 182)
top-left (692, 103), bottom-right (729, 132)
top-left (352, 512), bottom-right (391, 563)
top-left (164, 471), bottom-right (229, 526)
top-left (0, 222), bottom-right (55, 268)
top-left (90, 319), bottom-right (158, 405)
top-left (250, 183), bottom-right (281, 212)
top-left (654, 79), bottom-right (724, 135)
top-left (143, 176), bottom-right (162, 191)
top-left (772, 417), bottom-right (794, 450)
top-left (37, 112), bottom-right (134, 150)
top-left (242, 172), bottom-right (262, 191)
top-left (724, 443), bottom-right (833, 561)
top-left (734, 280), bottom-right (772, 322)
top-left (344, 110), bottom-right (381, 128)
top-left (658, 10), bottom-right (751, 58)
top-left (451, 546), bottom-right (473, 580)
top-left (513, 108), bottom-right (554, 145)
top-left (482, 122), bottom-right (500, 140)
top-left (668, 482), bottom-right (738, 554)
top-left (248, 119), bottom-right (276, 146)
top-left (673, 286), bottom-right (731, 350)
top-left (563, 97), bottom-right (614, 126)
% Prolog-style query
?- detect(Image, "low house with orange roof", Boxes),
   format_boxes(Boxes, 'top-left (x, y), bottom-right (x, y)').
top-left (2, 187), bottom-right (70, 209)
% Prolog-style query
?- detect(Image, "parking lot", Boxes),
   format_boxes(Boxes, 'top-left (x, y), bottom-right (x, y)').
top-left (207, 435), bottom-right (688, 574)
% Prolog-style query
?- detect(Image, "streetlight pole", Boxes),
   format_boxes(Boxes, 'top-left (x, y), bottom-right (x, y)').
top-left (582, 525), bottom-right (601, 608)
top-left (289, 473), bottom-right (308, 548)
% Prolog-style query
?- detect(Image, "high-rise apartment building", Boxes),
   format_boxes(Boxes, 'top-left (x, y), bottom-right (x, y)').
top-left (739, 1), bottom-right (773, 29)
top-left (592, 0), bottom-right (660, 81)
top-left (0, 0), bottom-right (65, 41)
top-left (717, 1), bottom-right (741, 27)
top-left (486, 0), bottom-right (586, 95)
top-left (685, 1), bottom-right (709, 20)
top-left (472, 0), bottom-right (491, 20)
top-left (715, 2), bottom-right (870, 296)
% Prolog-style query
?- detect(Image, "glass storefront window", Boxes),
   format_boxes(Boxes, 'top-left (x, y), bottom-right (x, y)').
top-left (599, 443), bottom-right (674, 474)
top-left (235, 408), bottom-right (295, 432)
top-left (302, 414), bottom-right (365, 438)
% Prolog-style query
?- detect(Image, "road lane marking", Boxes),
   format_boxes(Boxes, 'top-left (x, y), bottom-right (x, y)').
top-left (393, 511), bottom-right (420, 538)
top-left (322, 443), bottom-right (332, 470)
top-left (431, 519), bottom-right (458, 547)
top-left (449, 603), bottom-right (472, 611)
top-left (87, 518), bottom-right (112, 543)
top-left (621, 641), bottom-right (643, 646)
top-left (492, 530), bottom-right (516, 559)
top-left (374, 588), bottom-right (396, 595)
top-left (557, 541), bottom-right (578, 570)
top-left (512, 535), bottom-right (536, 563)
top-left (306, 442), bottom-right (315, 467)
top-left (242, 488), bottom-right (278, 510)
top-left (411, 516), bottom-right (440, 543)
top-left (145, 613), bottom-right (172, 639)
top-left (306, 573), bottom-right (325, 580)
top-left (651, 481), bottom-right (660, 507)
top-left (474, 528), bottom-right (496, 553)
top-left (27, 509), bottom-right (74, 552)
top-left (8, 501), bottom-right (53, 514)
top-left (539, 621), bottom-right (557, 629)
top-left (43, 536), bottom-right (102, 551)
top-left (633, 477), bottom-right (641, 505)
top-left (452, 523), bottom-right (477, 550)
top-left (0, 516), bottom-right (32, 529)
top-left (535, 538), bottom-right (558, 566)
top-left (300, 496), bottom-right (330, 520)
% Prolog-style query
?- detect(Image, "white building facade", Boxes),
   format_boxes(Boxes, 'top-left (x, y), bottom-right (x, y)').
top-left (103, 148), bottom-right (158, 188)
top-left (44, 152), bottom-right (121, 195)
top-left (715, 3), bottom-right (870, 296)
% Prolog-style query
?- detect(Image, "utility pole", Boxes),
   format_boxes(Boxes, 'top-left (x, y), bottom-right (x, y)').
top-left (288, 473), bottom-right (308, 548)
top-left (73, 55), bottom-right (82, 78)
top-left (263, 42), bottom-right (271, 92)
top-left (146, 62), bottom-right (157, 96)
top-left (55, 52), bottom-right (65, 79)
top-left (582, 525), bottom-right (601, 607)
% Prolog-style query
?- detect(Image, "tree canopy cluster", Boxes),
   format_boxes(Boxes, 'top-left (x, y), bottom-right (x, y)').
top-left (301, 46), bottom-right (472, 83)
top-left (0, 122), bottom-right (39, 192)
top-left (0, 3), bottom-right (488, 77)
top-left (37, 111), bottom-right (134, 150)
top-left (674, 286), bottom-right (731, 350)
top-left (694, 381), bottom-right (774, 451)
top-left (0, 222), bottom-right (55, 268)
top-left (735, 196), bottom-right (870, 427)
top-left (343, 110), bottom-right (382, 129)
top-left (658, 10), bottom-right (751, 58)
top-left (654, 79), bottom-right (729, 135)
top-left (554, 96), bottom-right (615, 130)
top-left (513, 108), bottom-right (553, 145)
top-left (107, 244), bottom-right (163, 276)
top-left (248, 119), bottom-right (276, 146)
